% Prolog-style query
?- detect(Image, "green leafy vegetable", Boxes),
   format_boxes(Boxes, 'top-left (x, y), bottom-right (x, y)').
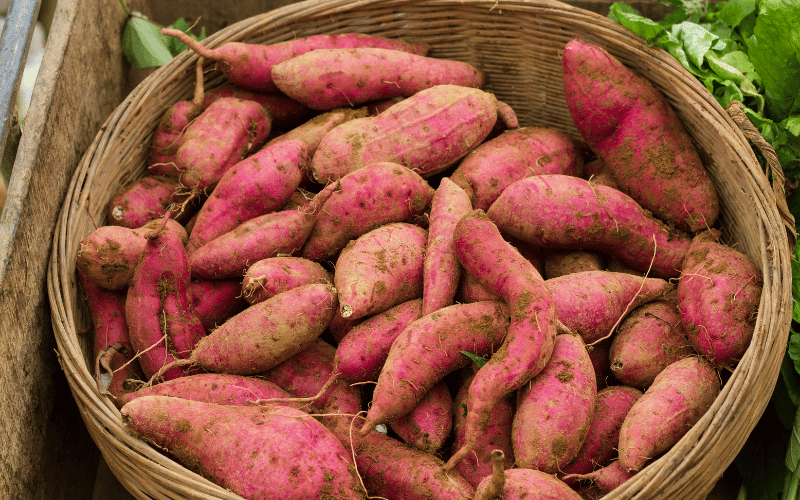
top-left (460, 351), bottom-right (489, 369)
top-left (121, 12), bottom-right (206, 68)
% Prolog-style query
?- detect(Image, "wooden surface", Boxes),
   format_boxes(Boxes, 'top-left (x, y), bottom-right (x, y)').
top-left (0, 0), bottom-right (129, 497)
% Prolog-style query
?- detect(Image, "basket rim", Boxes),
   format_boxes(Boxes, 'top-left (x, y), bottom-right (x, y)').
top-left (47, 1), bottom-right (794, 499)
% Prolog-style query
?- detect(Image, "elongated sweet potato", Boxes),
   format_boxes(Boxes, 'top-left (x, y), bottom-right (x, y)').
top-left (121, 396), bottom-right (365, 499)
top-left (188, 278), bottom-right (248, 332)
top-left (544, 249), bottom-right (604, 279)
top-left (163, 30), bottom-right (429, 93)
top-left (272, 48), bottom-right (483, 110)
top-left (311, 85), bottom-right (517, 183)
top-left (389, 380), bottom-right (453, 454)
top-left (242, 257), bottom-right (332, 305)
top-left (678, 231), bottom-right (762, 367)
top-left (563, 460), bottom-right (636, 494)
top-left (359, 301), bottom-right (510, 434)
top-left (201, 85), bottom-right (315, 131)
top-left (487, 174), bottom-right (692, 278)
top-left (618, 356), bottom-right (720, 471)
top-left (451, 126), bottom-right (586, 211)
top-left (302, 163), bottom-right (434, 262)
top-left (511, 333), bottom-right (596, 473)
top-left (106, 176), bottom-right (190, 228)
top-left (446, 210), bottom-right (557, 471)
top-left (562, 38), bottom-right (718, 233)
top-left (334, 222), bottom-right (427, 320)
top-left (475, 450), bottom-right (583, 500)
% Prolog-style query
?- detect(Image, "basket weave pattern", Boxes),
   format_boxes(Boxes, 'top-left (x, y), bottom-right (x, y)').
top-left (48, 1), bottom-right (792, 498)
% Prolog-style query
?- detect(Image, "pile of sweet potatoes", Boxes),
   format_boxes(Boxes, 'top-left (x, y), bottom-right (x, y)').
top-left (76, 31), bottom-right (762, 500)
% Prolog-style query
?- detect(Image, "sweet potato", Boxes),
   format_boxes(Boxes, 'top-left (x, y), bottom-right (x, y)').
top-left (511, 333), bottom-right (596, 473)
top-left (609, 300), bottom-right (696, 388)
top-left (79, 270), bottom-right (141, 405)
top-left (106, 176), bottom-right (189, 228)
top-left (334, 222), bottom-right (427, 320)
top-left (450, 127), bottom-right (586, 211)
top-left (201, 84), bottom-right (315, 131)
top-left (153, 283), bottom-right (338, 378)
top-left (328, 311), bottom-right (365, 343)
top-left (121, 396), bottom-right (365, 499)
top-left (188, 278), bottom-right (248, 332)
top-left (389, 380), bottom-right (453, 453)
top-left (451, 374), bottom-right (515, 488)
top-left (475, 450), bottom-right (583, 500)
top-left (272, 48), bottom-right (483, 110)
top-left (487, 174), bottom-right (692, 278)
top-left (260, 339), bottom-right (339, 408)
top-left (423, 177), bottom-right (472, 315)
top-left (563, 460), bottom-right (636, 493)
top-left (546, 270), bottom-right (673, 344)
top-left (173, 97), bottom-right (272, 191)
top-left (163, 30), bottom-right (429, 93)
top-left (446, 210), bottom-right (557, 471)
top-left (678, 230), bottom-right (763, 367)
top-left (560, 385), bottom-right (642, 481)
top-left (544, 249), bottom-right (604, 279)
top-left (562, 38), bottom-right (719, 233)
top-left (242, 257), bottom-right (332, 305)
top-left (359, 301), bottom-right (510, 434)
top-left (302, 163), bottom-right (434, 262)
top-left (311, 85), bottom-right (517, 183)
top-left (582, 158), bottom-right (619, 190)
top-left (149, 57), bottom-right (205, 174)
top-left (76, 218), bottom-right (187, 290)
top-left (618, 356), bottom-right (720, 471)
top-left (186, 140), bottom-right (305, 253)
top-left (588, 337), bottom-right (614, 390)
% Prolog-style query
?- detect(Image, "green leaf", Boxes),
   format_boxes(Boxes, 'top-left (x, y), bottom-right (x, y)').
top-left (718, 0), bottom-right (757, 28)
top-left (461, 351), bottom-right (489, 369)
top-left (671, 21), bottom-right (718, 68)
top-left (782, 352), bottom-right (800, 407)
top-left (707, 52), bottom-right (745, 82)
top-left (610, 3), bottom-right (668, 40)
top-left (164, 18), bottom-right (206, 56)
top-left (461, 403), bottom-right (468, 418)
top-left (121, 13), bottom-right (173, 68)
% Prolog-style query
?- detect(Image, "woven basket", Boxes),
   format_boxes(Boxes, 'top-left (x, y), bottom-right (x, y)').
top-left (48, 0), bottom-right (793, 498)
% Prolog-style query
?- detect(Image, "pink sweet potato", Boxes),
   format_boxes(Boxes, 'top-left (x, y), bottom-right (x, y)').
top-left (163, 30), bottom-right (429, 93)
top-left (511, 333), bottom-right (596, 473)
top-left (281, 189), bottom-right (315, 211)
top-left (302, 163), bottom-right (434, 262)
top-left (359, 301), bottom-right (510, 434)
top-left (422, 177), bottom-right (472, 315)
top-left (156, 284), bottom-right (338, 377)
top-left (188, 278), bottom-right (248, 332)
top-left (389, 380), bottom-right (453, 454)
top-left (201, 85), bottom-right (315, 131)
top-left (186, 140), bottom-right (306, 253)
top-left (76, 218), bottom-right (187, 290)
top-left (260, 338), bottom-right (339, 407)
top-left (311, 85), bottom-right (517, 183)
top-left (487, 174), bottom-right (692, 278)
top-left (546, 270), bottom-right (673, 344)
top-left (149, 57), bottom-right (205, 174)
top-left (242, 257), bottom-right (332, 305)
top-left (446, 210), bottom-right (557, 470)
top-left (328, 311), bottom-right (365, 343)
top-left (333, 299), bottom-right (423, 383)
top-left (106, 176), bottom-right (188, 228)
top-left (475, 451), bottom-right (583, 500)
top-left (451, 374), bottom-right (515, 488)
top-left (618, 356), bottom-right (720, 471)
top-left (678, 231), bottom-right (763, 367)
top-left (116, 373), bottom-right (301, 410)
top-left (455, 271), bottom-right (501, 303)
top-left (609, 300), bottom-right (696, 388)
top-left (560, 385), bottom-right (642, 481)
top-left (562, 38), bottom-right (718, 233)
top-left (450, 126), bottom-right (586, 211)
top-left (334, 222), bottom-right (427, 320)
top-left (173, 97), bottom-right (272, 191)
top-left (588, 337), bottom-right (614, 390)
top-left (272, 48), bottom-right (483, 111)
top-left (543, 249), bottom-right (604, 279)
top-left (121, 396), bottom-right (365, 500)
top-left (79, 270), bottom-right (141, 404)
top-left (583, 158), bottom-right (619, 190)
top-left (564, 460), bottom-right (636, 494)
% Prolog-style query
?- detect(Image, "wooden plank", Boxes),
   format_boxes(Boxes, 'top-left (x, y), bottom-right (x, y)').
top-left (0, 0), bottom-right (129, 497)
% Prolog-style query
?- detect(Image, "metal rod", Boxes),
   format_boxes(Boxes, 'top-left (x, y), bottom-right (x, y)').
top-left (0, 0), bottom-right (43, 187)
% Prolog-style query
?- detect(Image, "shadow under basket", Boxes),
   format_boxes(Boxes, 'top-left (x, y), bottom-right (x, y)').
top-left (47, 0), bottom-right (793, 499)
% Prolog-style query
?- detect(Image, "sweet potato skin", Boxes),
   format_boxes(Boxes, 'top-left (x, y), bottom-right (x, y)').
top-left (562, 38), bottom-right (718, 233)
top-left (389, 380), bottom-right (453, 453)
top-left (511, 333), bottom-right (597, 473)
top-left (272, 48), bottom-right (483, 110)
top-left (242, 257), bottom-right (332, 305)
top-left (678, 232), bottom-right (762, 367)
top-left (618, 356), bottom-right (720, 472)
top-left (474, 468), bottom-right (583, 500)
top-left (188, 278), bottom-right (248, 332)
top-left (201, 85), bottom-right (315, 130)
top-left (302, 163), bottom-right (434, 262)
top-left (334, 223), bottom-right (427, 320)
top-left (311, 85), bottom-right (508, 183)
top-left (451, 126), bottom-right (586, 211)
top-left (121, 396), bottom-right (365, 500)
top-left (544, 249), bottom-right (604, 279)
top-left (487, 174), bottom-right (692, 278)
top-left (106, 176), bottom-right (178, 229)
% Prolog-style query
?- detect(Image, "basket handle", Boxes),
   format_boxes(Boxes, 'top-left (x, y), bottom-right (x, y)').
top-left (727, 100), bottom-right (797, 248)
